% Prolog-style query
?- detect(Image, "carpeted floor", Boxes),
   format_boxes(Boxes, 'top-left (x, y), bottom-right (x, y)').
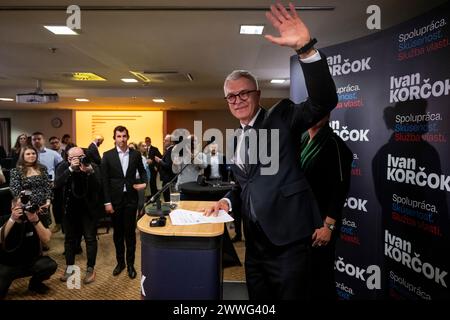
top-left (5, 224), bottom-right (245, 300)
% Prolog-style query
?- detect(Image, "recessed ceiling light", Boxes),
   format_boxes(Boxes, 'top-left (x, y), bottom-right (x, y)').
top-left (44, 26), bottom-right (78, 35)
top-left (240, 25), bottom-right (264, 35)
top-left (75, 98), bottom-right (90, 102)
top-left (270, 79), bottom-right (286, 84)
top-left (71, 72), bottom-right (106, 81)
top-left (0, 98), bottom-right (14, 101)
top-left (121, 78), bottom-right (138, 83)
top-left (153, 98), bottom-right (165, 103)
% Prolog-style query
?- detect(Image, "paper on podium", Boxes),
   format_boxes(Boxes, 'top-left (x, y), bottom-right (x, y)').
top-left (169, 209), bottom-right (234, 225)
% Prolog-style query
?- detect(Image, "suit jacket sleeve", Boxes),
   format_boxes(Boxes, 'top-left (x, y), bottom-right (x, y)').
top-left (155, 147), bottom-right (163, 159)
top-left (136, 153), bottom-right (148, 184)
top-left (54, 161), bottom-right (70, 189)
top-left (287, 51), bottom-right (338, 132)
top-left (101, 153), bottom-right (112, 204)
top-left (88, 143), bottom-right (102, 166)
top-left (224, 181), bottom-right (242, 213)
top-left (159, 149), bottom-right (173, 171)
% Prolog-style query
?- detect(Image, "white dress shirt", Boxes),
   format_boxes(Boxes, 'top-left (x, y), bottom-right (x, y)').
top-left (117, 146), bottom-right (130, 191)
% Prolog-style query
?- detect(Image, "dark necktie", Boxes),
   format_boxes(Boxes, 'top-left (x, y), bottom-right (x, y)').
top-left (243, 125), bottom-right (258, 222)
top-left (243, 125), bottom-right (252, 173)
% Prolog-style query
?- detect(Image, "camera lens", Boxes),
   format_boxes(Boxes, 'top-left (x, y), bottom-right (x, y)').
top-left (80, 156), bottom-right (90, 165)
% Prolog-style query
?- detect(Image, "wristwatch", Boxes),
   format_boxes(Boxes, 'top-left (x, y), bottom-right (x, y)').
top-left (325, 222), bottom-right (335, 231)
top-left (32, 219), bottom-right (40, 226)
top-left (296, 38), bottom-right (317, 55)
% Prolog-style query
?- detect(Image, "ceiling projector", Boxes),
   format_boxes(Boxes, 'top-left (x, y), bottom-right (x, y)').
top-left (16, 80), bottom-right (59, 104)
top-left (16, 92), bottom-right (59, 104)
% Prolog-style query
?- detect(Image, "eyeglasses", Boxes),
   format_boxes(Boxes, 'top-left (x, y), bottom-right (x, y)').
top-left (224, 90), bottom-right (258, 104)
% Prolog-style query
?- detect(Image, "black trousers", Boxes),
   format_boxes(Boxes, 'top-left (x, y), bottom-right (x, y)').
top-left (311, 243), bottom-right (337, 300)
top-left (52, 187), bottom-right (64, 225)
top-left (111, 193), bottom-right (137, 266)
top-left (63, 204), bottom-right (98, 268)
top-left (233, 208), bottom-right (242, 239)
top-left (0, 256), bottom-right (57, 298)
top-left (149, 167), bottom-right (158, 196)
top-left (244, 217), bottom-right (312, 300)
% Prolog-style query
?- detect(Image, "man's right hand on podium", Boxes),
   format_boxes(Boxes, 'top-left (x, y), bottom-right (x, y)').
top-left (204, 199), bottom-right (229, 217)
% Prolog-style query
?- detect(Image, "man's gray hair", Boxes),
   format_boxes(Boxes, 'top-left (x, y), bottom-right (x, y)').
top-left (224, 70), bottom-right (259, 93)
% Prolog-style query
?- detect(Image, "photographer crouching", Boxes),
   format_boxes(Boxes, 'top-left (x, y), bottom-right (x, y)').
top-left (55, 147), bottom-right (101, 284)
top-left (0, 199), bottom-right (57, 299)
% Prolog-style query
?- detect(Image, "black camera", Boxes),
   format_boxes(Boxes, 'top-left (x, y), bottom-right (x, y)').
top-left (80, 155), bottom-right (91, 166)
top-left (19, 190), bottom-right (31, 205)
top-left (19, 190), bottom-right (40, 222)
top-left (150, 216), bottom-right (166, 227)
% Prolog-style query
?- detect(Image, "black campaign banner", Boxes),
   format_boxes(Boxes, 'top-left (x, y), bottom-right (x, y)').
top-left (291, 3), bottom-right (450, 300)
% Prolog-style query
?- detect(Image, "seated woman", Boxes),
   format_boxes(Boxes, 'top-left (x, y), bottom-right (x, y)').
top-left (9, 146), bottom-right (52, 227)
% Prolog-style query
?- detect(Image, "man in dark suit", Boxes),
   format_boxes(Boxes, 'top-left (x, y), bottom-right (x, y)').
top-left (101, 126), bottom-right (147, 279)
top-left (144, 137), bottom-right (162, 196)
top-left (205, 3), bottom-right (337, 299)
top-left (154, 134), bottom-right (176, 202)
top-left (55, 147), bottom-right (102, 284)
top-left (87, 135), bottom-right (104, 166)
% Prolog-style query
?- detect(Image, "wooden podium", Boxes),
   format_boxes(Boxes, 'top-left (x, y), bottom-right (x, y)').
top-left (137, 201), bottom-right (224, 300)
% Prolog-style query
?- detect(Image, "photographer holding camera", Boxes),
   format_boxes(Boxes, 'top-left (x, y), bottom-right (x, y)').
top-left (0, 199), bottom-right (57, 299)
top-left (55, 147), bottom-right (102, 284)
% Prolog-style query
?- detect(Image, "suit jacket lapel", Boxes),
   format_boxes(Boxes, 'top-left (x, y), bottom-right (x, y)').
top-left (232, 108), bottom-right (267, 176)
top-left (248, 108), bottom-right (266, 177)
top-left (112, 148), bottom-right (126, 178)
top-left (125, 150), bottom-right (134, 178)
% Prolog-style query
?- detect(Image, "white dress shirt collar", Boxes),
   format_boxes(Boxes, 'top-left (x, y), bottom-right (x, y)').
top-left (240, 108), bottom-right (262, 129)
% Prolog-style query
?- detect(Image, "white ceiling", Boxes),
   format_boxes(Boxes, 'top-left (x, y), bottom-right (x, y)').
top-left (0, 0), bottom-right (445, 111)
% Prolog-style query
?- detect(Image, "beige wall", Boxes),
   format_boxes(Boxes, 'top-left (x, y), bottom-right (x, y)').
top-left (75, 110), bottom-right (164, 155)
top-left (1, 109), bottom-right (240, 154)
top-left (0, 110), bottom-right (74, 151)
top-left (166, 109), bottom-right (237, 136)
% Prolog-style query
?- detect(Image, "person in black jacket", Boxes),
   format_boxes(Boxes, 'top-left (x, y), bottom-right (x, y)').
top-left (87, 135), bottom-right (104, 166)
top-left (0, 200), bottom-right (57, 299)
top-left (55, 147), bottom-right (102, 285)
top-left (300, 114), bottom-right (352, 300)
top-left (144, 137), bottom-right (162, 196)
top-left (154, 134), bottom-right (176, 202)
top-left (102, 126), bottom-right (147, 279)
top-left (206, 3), bottom-right (337, 300)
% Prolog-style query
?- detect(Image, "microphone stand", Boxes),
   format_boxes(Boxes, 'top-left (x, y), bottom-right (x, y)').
top-left (143, 139), bottom-right (212, 217)
top-left (143, 168), bottom-right (182, 217)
